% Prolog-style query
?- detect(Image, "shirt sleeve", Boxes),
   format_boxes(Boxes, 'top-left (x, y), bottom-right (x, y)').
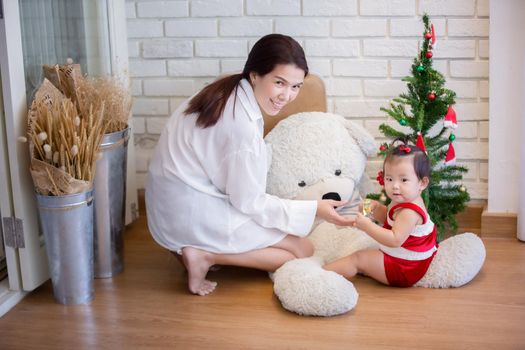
top-left (211, 148), bottom-right (317, 237)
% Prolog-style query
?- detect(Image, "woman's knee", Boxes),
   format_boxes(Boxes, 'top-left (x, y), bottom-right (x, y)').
top-left (294, 237), bottom-right (314, 258)
top-left (272, 235), bottom-right (314, 258)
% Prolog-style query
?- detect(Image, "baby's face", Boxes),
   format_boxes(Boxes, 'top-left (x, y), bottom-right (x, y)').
top-left (383, 156), bottom-right (427, 204)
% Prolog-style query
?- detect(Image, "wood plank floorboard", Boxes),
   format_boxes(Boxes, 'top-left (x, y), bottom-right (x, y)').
top-left (0, 212), bottom-right (524, 350)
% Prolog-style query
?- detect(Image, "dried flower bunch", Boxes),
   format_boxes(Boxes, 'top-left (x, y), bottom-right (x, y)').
top-left (28, 59), bottom-right (131, 196)
top-left (42, 62), bottom-right (83, 106)
top-left (78, 76), bottom-right (132, 133)
top-left (26, 61), bottom-right (132, 195)
top-left (31, 86), bottom-right (105, 181)
top-left (27, 80), bottom-right (106, 195)
top-left (43, 61), bottom-right (132, 134)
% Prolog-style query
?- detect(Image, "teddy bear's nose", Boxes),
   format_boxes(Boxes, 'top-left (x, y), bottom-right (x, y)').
top-left (322, 192), bottom-right (341, 201)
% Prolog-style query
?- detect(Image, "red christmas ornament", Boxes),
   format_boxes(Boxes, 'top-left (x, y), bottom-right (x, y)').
top-left (416, 132), bottom-right (427, 153)
top-left (427, 92), bottom-right (436, 101)
top-left (444, 106), bottom-right (458, 129)
top-left (426, 51), bottom-right (433, 58)
top-left (445, 143), bottom-right (456, 166)
top-left (379, 144), bottom-right (387, 152)
top-left (424, 32), bottom-right (432, 40)
top-left (376, 170), bottom-right (385, 186)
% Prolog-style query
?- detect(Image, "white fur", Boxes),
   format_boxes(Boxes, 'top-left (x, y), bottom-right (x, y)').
top-left (273, 257), bottom-right (359, 317)
top-left (265, 112), bottom-right (486, 316)
top-left (309, 222), bottom-right (378, 263)
top-left (415, 232), bottom-right (486, 288)
top-left (265, 112), bottom-right (375, 200)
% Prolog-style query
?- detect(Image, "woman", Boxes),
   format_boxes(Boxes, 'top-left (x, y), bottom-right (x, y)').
top-left (146, 34), bottom-right (353, 296)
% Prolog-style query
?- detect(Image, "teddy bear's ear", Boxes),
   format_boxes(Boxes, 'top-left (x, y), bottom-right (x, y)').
top-left (343, 119), bottom-right (377, 157)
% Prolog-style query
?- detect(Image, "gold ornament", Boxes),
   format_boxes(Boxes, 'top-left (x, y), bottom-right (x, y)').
top-left (362, 198), bottom-right (373, 217)
top-left (459, 185), bottom-right (466, 192)
top-left (379, 193), bottom-right (387, 202)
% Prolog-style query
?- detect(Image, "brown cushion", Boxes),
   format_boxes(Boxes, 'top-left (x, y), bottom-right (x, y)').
top-left (262, 74), bottom-right (327, 136)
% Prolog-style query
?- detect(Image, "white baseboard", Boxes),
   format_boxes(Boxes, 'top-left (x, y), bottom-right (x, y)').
top-left (0, 280), bottom-right (27, 318)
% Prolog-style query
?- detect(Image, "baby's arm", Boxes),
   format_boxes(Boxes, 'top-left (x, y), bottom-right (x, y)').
top-left (354, 208), bottom-right (420, 247)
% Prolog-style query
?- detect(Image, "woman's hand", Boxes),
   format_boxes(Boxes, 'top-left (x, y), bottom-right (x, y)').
top-left (316, 199), bottom-right (355, 226)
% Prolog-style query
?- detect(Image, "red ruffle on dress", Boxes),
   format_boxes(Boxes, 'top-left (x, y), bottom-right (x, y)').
top-left (380, 202), bottom-right (438, 287)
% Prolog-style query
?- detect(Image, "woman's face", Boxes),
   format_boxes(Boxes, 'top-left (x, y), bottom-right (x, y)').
top-left (250, 64), bottom-right (305, 116)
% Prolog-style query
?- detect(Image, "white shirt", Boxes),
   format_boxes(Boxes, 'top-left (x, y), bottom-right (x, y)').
top-left (145, 79), bottom-right (317, 254)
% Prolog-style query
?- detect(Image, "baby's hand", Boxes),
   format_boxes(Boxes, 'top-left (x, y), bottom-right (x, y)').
top-left (353, 213), bottom-right (373, 231)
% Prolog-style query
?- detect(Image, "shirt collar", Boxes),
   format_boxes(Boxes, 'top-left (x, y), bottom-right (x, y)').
top-left (238, 78), bottom-right (263, 121)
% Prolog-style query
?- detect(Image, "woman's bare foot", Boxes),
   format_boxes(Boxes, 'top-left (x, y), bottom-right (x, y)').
top-left (172, 251), bottom-right (221, 272)
top-left (181, 247), bottom-right (218, 296)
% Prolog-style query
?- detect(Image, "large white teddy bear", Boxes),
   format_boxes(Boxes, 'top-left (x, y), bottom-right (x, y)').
top-left (264, 112), bottom-right (486, 317)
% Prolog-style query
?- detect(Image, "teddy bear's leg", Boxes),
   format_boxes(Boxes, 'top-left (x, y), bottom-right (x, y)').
top-left (415, 232), bottom-right (486, 288)
top-left (273, 256), bottom-right (359, 316)
top-left (308, 223), bottom-right (379, 264)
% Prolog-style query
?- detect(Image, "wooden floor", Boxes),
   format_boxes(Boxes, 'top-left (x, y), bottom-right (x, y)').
top-left (1, 212), bottom-right (525, 349)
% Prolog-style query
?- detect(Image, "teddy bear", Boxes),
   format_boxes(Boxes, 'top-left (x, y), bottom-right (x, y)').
top-left (264, 112), bottom-right (486, 317)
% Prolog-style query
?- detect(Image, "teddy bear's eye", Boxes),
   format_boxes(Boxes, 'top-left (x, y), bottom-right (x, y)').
top-left (335, 169), bottom-right (342, 176)
top-left (298, 181), bottom-right (306, 187)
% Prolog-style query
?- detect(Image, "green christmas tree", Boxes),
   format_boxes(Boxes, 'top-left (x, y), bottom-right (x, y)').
top-left (370, 14), bottom-right (470, 241)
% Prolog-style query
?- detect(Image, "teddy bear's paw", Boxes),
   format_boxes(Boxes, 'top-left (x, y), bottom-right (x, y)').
top-left (415, 232), bottom-right (486, 288)
top-left (273, 256), bottom-right (358, 316)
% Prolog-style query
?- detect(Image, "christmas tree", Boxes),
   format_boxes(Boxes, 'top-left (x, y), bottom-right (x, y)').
top-left (370, 14), bottom-right (470, 240)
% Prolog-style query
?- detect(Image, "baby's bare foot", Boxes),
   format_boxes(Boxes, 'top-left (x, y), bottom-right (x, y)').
top-left (181, 247), bottom-right (217, 296)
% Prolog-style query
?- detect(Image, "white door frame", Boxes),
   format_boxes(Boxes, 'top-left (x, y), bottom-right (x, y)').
top-left (83, 0), bottom-right (138, 224)
top-left (0, 0), bottom-right (49, 294)
top-left (0, 52), bottom-right (29, 318)
top-left (106, 0), bottom-right (139, 224)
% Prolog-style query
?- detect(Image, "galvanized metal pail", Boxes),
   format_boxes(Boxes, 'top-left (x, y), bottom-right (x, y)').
top-left (36, 190), bottom-right (95, 305)
top-left (93, 127), bottom-right (130, 278)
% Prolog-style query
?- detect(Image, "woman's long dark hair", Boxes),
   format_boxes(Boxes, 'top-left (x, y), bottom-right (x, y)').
top-left (184, 34), bottom-right (309, 128)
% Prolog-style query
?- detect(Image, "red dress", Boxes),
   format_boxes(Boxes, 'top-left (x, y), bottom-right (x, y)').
top-left (380, 203), bottom-right (438, 287)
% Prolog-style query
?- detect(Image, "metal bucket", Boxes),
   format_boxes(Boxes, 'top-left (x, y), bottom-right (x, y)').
top-left (36, 190), bottom-right (95, 305)
top-left (93, 127), bottom-right (130, 278)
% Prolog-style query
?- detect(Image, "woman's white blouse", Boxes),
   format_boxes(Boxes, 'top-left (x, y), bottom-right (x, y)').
top-left (145, 79), bottom-right (317, 254)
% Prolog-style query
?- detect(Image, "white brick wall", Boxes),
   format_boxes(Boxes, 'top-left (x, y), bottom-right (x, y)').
top-left (137, 1), bottom-right (188, 18)
top-left (127, 0), bottom-right (489, 199)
